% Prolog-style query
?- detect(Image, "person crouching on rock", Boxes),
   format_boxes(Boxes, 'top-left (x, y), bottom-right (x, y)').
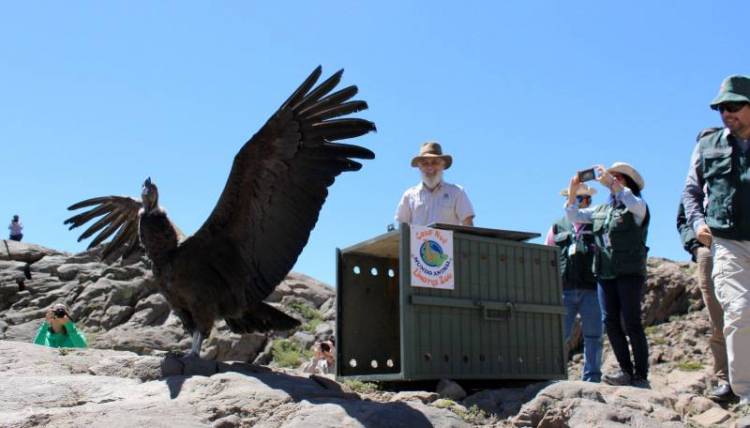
top-left (302, 338), bottom-right (336, 375)
top-left (8, 214), bottom-right (23, 241)
top-left (33, 303), bottom-right (87, 348)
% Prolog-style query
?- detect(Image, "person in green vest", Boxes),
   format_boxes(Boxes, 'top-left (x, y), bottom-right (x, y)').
top-left (545, 183), bottom-right (602, 382)
top-left (683, 75), bottom-right (750, 405)
top-left (33, 303), bottom-right (87, 348)
top-left (565, 162), bottom-right (650, 388)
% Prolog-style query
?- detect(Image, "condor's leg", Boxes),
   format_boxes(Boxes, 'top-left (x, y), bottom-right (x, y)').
top-left (187, 330), bottom-right (204, 357)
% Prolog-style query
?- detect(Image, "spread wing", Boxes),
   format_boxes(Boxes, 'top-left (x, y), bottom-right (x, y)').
top-left (64, 196), bottom-right (143, 262)
top-left (183, 66), bottom-right (375, 302)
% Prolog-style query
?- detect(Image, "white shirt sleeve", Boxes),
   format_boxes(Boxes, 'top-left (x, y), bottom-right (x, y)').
top-left (455, 188), bottom-right (475, 223)
top-left (565, 202), bottom-right (595, 224)
top-left (615, 189), bottom-right (647, 226)
top-left (395, 191), bottom-right (411, 225)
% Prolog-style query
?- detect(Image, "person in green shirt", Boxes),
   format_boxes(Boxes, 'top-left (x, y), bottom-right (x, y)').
top-left (33, 303), bottom-right (87, 348)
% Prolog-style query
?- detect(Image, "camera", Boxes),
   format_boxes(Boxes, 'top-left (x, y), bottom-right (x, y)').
top-left (320, 342), bottom-right (331, 353)
top-left (577, 167), bottom-right (597, 182)
top-left (53, 308), bottom-right (67, 319)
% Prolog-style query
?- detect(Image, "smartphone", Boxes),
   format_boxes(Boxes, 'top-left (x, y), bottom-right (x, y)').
top-left (577, 168), bottom-right (597, 182)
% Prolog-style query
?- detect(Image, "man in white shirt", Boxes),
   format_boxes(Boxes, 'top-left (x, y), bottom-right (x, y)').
top-left (395, 141), bottom-right (475, 227)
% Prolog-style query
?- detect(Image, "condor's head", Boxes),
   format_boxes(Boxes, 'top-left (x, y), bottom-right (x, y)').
top-left (141, 177), bottom-right (159, 213)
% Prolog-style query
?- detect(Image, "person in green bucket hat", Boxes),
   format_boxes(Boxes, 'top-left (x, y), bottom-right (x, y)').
top-left (710, 75), bottom-right (750, 109)
top-left (683, 74), bottom-right (750, 404)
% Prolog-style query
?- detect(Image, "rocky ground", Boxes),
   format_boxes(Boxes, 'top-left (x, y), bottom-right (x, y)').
top-left (2, 240), bottom-right (750, 427)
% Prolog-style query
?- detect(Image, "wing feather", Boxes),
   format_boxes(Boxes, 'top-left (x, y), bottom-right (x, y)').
top-left (185, 66), bottom-right (375, 302)
top-left (64, 196), bottom-right (143, 263)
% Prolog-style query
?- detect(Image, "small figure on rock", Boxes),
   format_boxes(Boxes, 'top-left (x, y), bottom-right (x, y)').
top-left (302, 338), bottom-right (336, 375)
top-left (8, 215), bottom-right (23, 241)
top-left (33, 303), bottom-right (87, 349)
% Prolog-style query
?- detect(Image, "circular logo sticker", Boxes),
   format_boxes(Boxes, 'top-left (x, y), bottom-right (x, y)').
top-left (419, 240), bottom-right (449, 267)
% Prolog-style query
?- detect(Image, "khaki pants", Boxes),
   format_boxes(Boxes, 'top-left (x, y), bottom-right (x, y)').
top-left (696, 246), bottom-right (728, 382)
top-left (712, 237), bottom-right (750, 401)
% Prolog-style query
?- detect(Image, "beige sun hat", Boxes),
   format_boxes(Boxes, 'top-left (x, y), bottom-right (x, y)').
top-left (608, 162), bottom-right (645, 191)
top-left (410, 141), bottom-right (453, 169)
top-left (560, 183), bottom-right (597, 197)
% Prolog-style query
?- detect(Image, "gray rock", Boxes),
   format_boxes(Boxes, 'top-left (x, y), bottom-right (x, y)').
top-left (735, 415), bottom-right (750, 428)
top-left (292, 331), bottom-right (316, 349)
top-left (322, 305), bottom-right (336, 321)
top-left (390, 391), bottom-right (439, 404)
top-left (314, 322), bottom-right (334, 338)
top-left (253, 339), bottom-right (275, 365)
top-left (3, 319), bottom-right (42, 342)
top-left (101, 305), bottom-right (135, 329)
top-left (129, 292), bottom-right (170, 326)
top-left (4, 307), bottom-right (45, 326)
top-left (267, 272), bottom-right (334, 307)
top-left (30, 254), bottom-right (69, 275)
top-left (512, 381), bottom-right (687, 428)
top-left (56, 263), bottom-right (81, 281)
top-left (436, 378), bottom-right (466, 401)
top-left (88, 354), bottom-right (163, 381)
top-left (319, 297), bottom-right (335, 314)
top-left (202, 326), bottom-right (267, 362)
top-left (212, 414), bottom-right (242, 428)
top-left (0, 240), bottom-right (64, 263)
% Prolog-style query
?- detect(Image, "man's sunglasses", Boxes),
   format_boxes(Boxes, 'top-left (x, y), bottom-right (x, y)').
top-left (576, 196), bottom-right (590, 203)
top-left (716, 102), bottom-right (749, 114)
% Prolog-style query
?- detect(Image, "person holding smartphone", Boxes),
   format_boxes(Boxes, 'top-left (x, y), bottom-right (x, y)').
top-left (33, 303), bottom-right (88, 348)
top-left (545, 183), bottom-right (602, 382)
top-left (302, 338), bottom-right (336, 375)
top-left (565, 162), bottom-right (650, 388)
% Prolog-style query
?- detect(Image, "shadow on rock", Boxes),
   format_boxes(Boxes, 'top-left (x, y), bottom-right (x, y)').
top-left (160, 353), bottom-right (436, 427)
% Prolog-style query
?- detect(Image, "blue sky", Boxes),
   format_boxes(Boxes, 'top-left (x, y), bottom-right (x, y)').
top-left (1, 2), bottom-right (748, 286)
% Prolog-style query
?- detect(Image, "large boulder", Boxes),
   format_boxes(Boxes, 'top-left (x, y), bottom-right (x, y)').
top-left (0, 341), bottom-right (467, 428)
top-left (0, 240), bottom-right (65, 264)
top-left (0, 246), bottom-right (335, 364)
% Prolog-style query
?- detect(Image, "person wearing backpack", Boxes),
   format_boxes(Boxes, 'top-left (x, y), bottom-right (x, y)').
top-left (545, 183), bottom-right (602, 382)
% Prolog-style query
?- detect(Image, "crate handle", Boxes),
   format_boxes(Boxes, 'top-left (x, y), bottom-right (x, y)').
top-left (482, 301), bottom-right (514, 321)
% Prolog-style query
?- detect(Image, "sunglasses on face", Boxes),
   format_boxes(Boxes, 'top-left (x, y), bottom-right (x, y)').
top-left (576, 196), bottom-right (590, 203)
top-left (716, 102), bottom-right (749, 114)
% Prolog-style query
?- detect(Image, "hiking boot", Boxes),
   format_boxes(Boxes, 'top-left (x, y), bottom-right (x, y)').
top-left (708, 383), bottom-right (739, 403)
top-left (631, 376), bottom-right (650, 389)
top-left (602, 370), bottom-right (631, 386)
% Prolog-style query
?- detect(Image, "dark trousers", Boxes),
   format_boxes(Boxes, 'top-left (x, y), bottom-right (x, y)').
top-left (9, 234), bottom-right (22, 242)
top-left (598, 275), bottom-right (649, 379)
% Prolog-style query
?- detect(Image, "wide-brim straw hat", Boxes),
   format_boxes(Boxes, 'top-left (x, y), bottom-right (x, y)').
top-left (608, 162), bottom-right (645, 191)
top-left (410, 141), bottom-right (453, 169)
top-left (560, 184), bottom-right (597, 197)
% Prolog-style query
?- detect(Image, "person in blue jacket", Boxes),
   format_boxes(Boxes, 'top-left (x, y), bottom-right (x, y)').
top-left (33, 303), bottom-right (87, 348)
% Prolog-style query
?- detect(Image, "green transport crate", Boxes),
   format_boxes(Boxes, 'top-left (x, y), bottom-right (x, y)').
top-left (335, 223), bottom-right (567, 382)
